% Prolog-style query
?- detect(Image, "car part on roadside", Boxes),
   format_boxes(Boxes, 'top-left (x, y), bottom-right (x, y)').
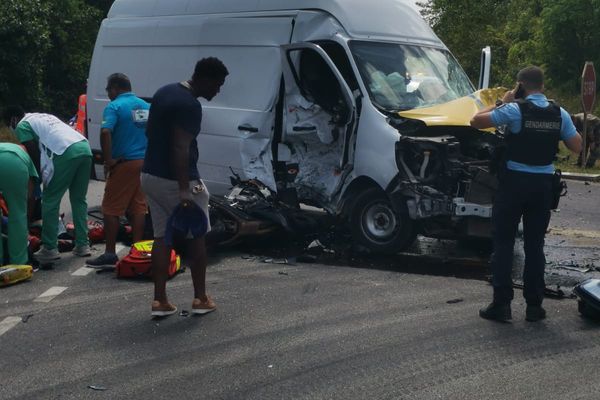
top-left (574, 279), bottom-right (600, 320)
top-left (208, 179), bottom-right (320, 247)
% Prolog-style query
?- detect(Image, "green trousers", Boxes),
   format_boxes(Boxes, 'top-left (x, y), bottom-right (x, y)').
top-left (42, 144), bottom-right (92, 249)
top-left (0, 153), bottom-right (30, 265)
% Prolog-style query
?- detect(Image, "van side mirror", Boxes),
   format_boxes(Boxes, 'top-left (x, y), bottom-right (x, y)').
top-left (478, 46), bottom-right (491, 90)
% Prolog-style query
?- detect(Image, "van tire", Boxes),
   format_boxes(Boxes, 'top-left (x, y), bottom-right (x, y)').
top-left (349, 188), bottom-right (416, 254)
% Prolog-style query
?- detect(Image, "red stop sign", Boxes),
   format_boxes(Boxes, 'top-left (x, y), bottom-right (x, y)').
top-left (582, 62), bottom-right (596, 113)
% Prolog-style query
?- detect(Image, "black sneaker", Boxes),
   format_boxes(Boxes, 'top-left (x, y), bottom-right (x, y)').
top-left (525, 305), bottom-right (546, 322)
top-left (479, 302), bottom-right (512, 322)
top-left (86, 253), bottom-right (118, 269)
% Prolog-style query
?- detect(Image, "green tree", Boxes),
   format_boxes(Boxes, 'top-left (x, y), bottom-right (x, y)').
top-left (418, 0), bottom-right (510, 87)
top-left (538, 0), bottom-right (600, 94)
top-left (0, 1), bottom-right (53, 112)
top-left (0, 0), bottom-right (112, 120)
top-left (501, 0), bottom-right (544, 84)
top-left (85, 0), bottom-right (114, 16)
top-left (43, 0), bottom-right (102, 118)
top-left (419, 0), bottom-right (600, 112)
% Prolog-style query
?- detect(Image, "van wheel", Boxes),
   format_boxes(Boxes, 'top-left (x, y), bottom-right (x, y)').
top-left (349, 188), bottom-right (416, 254)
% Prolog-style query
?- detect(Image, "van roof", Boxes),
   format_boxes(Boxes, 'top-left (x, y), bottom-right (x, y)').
top-left (107, 0), bottom-right (443, 46)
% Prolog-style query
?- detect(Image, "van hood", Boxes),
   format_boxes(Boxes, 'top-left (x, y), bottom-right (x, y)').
top-left (397, 88), bottom-right (507, 129)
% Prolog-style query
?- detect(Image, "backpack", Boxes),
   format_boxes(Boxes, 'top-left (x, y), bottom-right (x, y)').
top-left (116, 240), bottom-right (181, 279)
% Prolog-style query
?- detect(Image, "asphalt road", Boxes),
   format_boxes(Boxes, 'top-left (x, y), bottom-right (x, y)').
top-left (2, 180), bottom-right (600, 399)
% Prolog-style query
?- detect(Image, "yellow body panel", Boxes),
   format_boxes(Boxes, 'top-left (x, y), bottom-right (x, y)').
top-left (398, 88), bottom-right (508, 131)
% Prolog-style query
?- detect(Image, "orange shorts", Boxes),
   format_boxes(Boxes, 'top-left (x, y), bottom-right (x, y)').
top-left (102, 159), bottom-right (147, 217)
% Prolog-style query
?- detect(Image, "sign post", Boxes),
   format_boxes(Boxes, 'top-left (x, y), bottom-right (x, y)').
top-left (581, 62), bottom-right (596, 168)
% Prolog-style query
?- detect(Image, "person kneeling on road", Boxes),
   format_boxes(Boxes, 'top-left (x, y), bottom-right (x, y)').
top-left (470, 66), bottom-right (582, 322)
top-left (141, 57), bottom-right (229, 317)
top-left (0, 142), bottom-right (38, 265)
top-left (87, 73), bottom-right (150, 269)
top-left (3, 106), bottom-right (93, 265)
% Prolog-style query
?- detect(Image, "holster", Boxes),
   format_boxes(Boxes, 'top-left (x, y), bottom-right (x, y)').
top-left (551, 169), bottom-right (567, 210)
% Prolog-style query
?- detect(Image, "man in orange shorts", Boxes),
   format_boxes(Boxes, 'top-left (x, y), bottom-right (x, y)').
top-left (87, 73), bottom-right (150, 268)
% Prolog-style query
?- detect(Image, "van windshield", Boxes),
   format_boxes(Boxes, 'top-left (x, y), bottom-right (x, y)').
top-left (350, 41), bottom-right (474, 112)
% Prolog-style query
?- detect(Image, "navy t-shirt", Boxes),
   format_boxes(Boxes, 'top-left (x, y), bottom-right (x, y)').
top-left (143, 83), bottom-right (202, 180)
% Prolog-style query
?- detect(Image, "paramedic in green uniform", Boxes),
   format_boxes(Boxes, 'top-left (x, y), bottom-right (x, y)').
top-left (3, 106), bottom-right (93, 264)
top-left (0, 142), bottom-right (38, 265)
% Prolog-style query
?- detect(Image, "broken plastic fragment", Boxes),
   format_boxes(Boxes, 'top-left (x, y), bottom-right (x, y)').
top-left (21, 314), bottom-right (33, 323)
top-left (88, 385), bottom-right (107, 391)
top-left (263, 258), bottom-right (289, 264)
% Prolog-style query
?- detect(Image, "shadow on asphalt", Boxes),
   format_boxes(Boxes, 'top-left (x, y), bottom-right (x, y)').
top-left (213, 233), bottom-right (492, 282)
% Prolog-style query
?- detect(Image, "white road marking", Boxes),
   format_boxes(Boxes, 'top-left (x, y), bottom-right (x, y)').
top-left (72, 267), bottom-right (94, 276)
top-left (0, 316), bottom-right (22, 336)
top-left (34, 286), bottom-right (68, 303)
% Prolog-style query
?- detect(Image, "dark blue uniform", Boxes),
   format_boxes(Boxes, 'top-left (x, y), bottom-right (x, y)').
top-left (489, 94), bottom-right (577, 306)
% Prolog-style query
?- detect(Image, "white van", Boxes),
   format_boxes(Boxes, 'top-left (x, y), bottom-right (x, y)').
top-left (87, 0), bottom-right (502, 253)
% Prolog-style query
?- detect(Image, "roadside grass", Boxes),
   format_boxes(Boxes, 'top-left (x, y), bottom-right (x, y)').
top-left (555, 143), bottom-right (600, 174)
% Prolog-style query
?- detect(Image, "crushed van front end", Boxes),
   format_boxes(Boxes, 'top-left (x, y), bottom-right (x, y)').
top-left (387, 89), bottom-right (506, 243)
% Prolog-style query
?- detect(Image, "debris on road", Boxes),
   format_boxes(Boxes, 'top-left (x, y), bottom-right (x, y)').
top-left (207, 179), bottom-right (318, 248)
top-left (511, 282), bottom-right (567, 299)
top-left (556, 265), bottom-right (594, 273)
top-left (88, 385), bottom-right (107, 391)
top-left (21, 314), bottom-right (34, 323)
top-left (574, 279), bottom-right (600, 320)
top-left (262, 258), bottom-right (291, 265)
top-left (179, 310), bottom-right (190, 317)
top-left (446, 298), bottom-right (464, 304)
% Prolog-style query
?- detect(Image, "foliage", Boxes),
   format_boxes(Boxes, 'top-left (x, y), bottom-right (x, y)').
top-left (0, 0), bottom-right (113, 120)
top-left (419, 0), bottom-right (600, 114)
top-left (2, 0), bottom-right (599, 119)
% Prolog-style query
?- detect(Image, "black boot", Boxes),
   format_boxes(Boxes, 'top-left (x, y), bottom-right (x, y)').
top-left (479, 302), bottom-right (512, 322)
top-left (525, 305), bottom-right (546, 322)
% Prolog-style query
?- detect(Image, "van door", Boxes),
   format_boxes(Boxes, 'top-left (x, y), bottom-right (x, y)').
top-left (184, 16), bottom-right (295, 195)
top-left (279, 43), bottom-right (357, 208)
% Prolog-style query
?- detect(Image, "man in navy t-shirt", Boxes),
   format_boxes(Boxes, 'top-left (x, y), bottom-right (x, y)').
top-left (141, 57), bottom-right (229, 317)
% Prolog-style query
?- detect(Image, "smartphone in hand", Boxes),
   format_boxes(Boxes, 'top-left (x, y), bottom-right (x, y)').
top-left (514, 83), bottom-right (525, 99)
